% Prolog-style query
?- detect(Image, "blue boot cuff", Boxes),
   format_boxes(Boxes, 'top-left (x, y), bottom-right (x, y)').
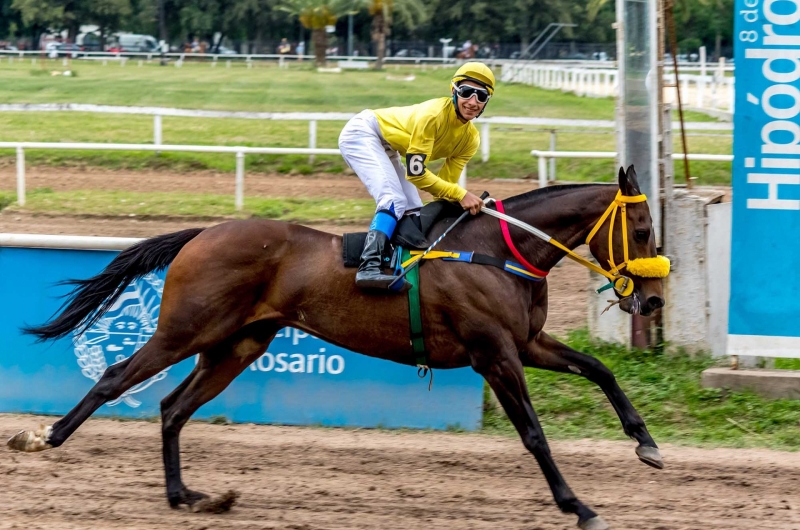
top-left (370, 210), bottom-right (398, 238)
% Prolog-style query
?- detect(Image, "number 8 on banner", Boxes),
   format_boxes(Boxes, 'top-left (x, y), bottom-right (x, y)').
top-left (406, 153), bottom-right (427, 176)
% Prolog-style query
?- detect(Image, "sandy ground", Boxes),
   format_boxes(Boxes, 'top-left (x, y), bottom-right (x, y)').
top-left (0, 165), bottom-right (541, 199)
top-left (2, 414), bottom-right (799, 530)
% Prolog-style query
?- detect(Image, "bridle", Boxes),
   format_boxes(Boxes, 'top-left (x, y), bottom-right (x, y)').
top-left (486, 190), bottom-right (670, 298)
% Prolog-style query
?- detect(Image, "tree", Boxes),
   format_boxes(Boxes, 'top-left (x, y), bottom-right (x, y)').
top-left (362, 0), bottom-right (428, 70)
top-left (279, 0), bottom-right (356, 66)
top-left (11, 0), bottom-right (80, 40)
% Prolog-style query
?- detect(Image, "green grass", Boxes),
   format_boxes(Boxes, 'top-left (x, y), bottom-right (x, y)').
top-left (484, 329), bottom-right (800, 450)
top-left (0, 61), bottom-right (733, 185)
top-left (0, 188), bottom-right (375, 223)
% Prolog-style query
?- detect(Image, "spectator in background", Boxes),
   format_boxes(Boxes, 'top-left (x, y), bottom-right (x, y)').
top-left (278, 38), bottom-right (291, 54)
top-left (296, 40), bottom-right (305, 60)
top-left (191, 37), bottom-right (200, 53)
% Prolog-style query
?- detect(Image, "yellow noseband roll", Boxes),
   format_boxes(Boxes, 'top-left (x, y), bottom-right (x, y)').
top-left (626, 256), bottom-right (671, 278)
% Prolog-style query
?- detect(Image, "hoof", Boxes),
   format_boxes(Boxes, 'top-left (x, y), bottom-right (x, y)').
top-left (636, 444), bottom-right (664, 470)
top-left (579, 515), bottom-right (610, 530)
top-left (190, 490), bottom-right (239, 514)
top-left (169, 487), bottom-right (210, 508)
top-left (6, 426), bottom-right (53, 452)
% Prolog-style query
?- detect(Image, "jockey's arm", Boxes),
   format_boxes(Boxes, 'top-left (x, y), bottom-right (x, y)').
top-left (403, 119), bottom-right (476, 203)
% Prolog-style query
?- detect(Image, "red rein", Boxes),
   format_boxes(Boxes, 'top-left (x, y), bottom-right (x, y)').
top-left (494, 200), bottom-right (549, 278)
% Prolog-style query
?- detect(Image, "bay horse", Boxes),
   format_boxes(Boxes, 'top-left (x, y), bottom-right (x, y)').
top-left (8, 166), bottom-right (665, 530)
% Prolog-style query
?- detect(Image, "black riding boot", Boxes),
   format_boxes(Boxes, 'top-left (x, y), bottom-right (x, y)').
top-left (355, 229), bottom-right (411, 292)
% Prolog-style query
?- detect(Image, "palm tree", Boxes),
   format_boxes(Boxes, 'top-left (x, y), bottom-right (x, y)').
top-left (363, 0), bottom-right (428, 70)
top-left (279, 0), bottom-right (357, 66)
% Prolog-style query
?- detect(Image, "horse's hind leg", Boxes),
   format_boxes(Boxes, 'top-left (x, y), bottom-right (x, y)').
top-left (7, 333), bottom-right (203, 452)
top-left (475, 346), bottom-right (608, 530)
top-left (161, 322), bottom-right (278, 509)
top-left (521, 331), bottom-right (662, 469)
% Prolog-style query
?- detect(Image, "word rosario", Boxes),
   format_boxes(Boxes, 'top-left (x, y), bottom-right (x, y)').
top-left (249, 348), bottom-right (345, 375)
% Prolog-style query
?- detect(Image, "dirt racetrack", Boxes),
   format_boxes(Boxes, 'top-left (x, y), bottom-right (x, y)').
top-left (2, 414), bottom-right (800, 530)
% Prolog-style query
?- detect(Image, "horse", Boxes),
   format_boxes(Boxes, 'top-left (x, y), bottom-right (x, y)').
top-left (8, 166), bottom-right (665, 530)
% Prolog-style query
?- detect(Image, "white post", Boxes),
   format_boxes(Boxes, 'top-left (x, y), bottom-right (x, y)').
top-left (698, 46), bottom-right (707, 107)
top-left (549, 131), bottom-right (557, 181)
top-left (728, 77), bottom-right (735, 113)
top-left (459, 164), bottom-right (467, 188)
top-left (16, 146), bottom-right (25, 207)
top-left (308, 120), bottom-right (317, 165)
top-left (538, 154), bottom-right (547, 188)
top-left (153, 114), bottom-right (162, 153)
top-left (279, 55), bottom-right (284, 69)
top-left (235, 151), bottom-right (245, 211)
top-left (481, 122), bottom-right (490, 163)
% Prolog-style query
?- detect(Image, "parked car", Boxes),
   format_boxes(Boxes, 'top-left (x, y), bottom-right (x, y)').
top-left (118, 34), bottom-right (159, 53)
top-left (562, 52), bottom-right (589, 60)
top-left (213, 45), bottom-right (237, 55)
top-left (394, 49), bottom-right (425, 58)
top-left (76, 32), bottom-right (102, 53)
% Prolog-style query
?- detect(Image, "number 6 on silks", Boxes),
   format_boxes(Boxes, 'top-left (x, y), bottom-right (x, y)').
top-left (406, 153), bottom-right (427, 176)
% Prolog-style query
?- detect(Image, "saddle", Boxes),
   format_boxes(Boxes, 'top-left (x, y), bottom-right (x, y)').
top-left (342, 200), bottom-right (463, 267)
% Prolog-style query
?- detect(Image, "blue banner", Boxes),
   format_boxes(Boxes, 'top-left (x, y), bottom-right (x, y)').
top-left (0, 247), bottom-right (484, 429)
top-left (728, 0), bottom-right (800, 357)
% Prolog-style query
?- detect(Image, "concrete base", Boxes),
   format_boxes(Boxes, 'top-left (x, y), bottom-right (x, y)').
top-left (702, 367), bottom-right (800, 400)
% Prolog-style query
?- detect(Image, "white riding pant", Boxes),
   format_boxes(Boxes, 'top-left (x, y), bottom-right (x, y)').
top-left (338, 110), bottom-right (423, 219)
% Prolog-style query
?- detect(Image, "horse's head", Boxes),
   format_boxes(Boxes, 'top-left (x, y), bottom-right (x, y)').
top-left (586, 165), bottom-right (668, 316)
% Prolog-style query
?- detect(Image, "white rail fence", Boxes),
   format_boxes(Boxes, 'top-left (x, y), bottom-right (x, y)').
top-left (0, 104), bottom-right (731, 167)
top-left (0, 141), bottom-right (734, 212)
top-left (0, 142), bottom-right (340, 210)
top-left (502, 62), bottom-right (734, 112)
top-left (531, 149), bottom-right (734, 188)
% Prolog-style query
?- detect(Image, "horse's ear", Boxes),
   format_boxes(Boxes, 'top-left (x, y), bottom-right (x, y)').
top-left (618, 164), bottom-right (642, 196)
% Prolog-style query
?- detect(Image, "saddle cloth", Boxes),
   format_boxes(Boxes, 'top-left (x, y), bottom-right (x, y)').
top-left (342, 200), bottom-right (462, 267)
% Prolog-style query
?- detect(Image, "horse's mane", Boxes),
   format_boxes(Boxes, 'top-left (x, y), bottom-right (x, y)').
top-left (502, 183), bottom-right (614, 207)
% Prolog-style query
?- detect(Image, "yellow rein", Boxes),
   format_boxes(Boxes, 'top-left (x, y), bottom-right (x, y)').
top-left (545, 191), bottom-right (649, 297)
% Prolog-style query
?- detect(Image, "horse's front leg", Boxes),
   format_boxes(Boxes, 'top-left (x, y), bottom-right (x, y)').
top-left (520, 331), bottom-right (663, 469)
top-left (473, 346), bottom-right (609, 530)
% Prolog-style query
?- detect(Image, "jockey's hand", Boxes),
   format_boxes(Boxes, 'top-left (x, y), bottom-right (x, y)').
top-left (459, 191), bottom-right (484, 215)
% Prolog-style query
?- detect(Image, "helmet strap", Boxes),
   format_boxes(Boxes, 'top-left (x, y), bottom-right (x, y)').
top-left (452, 91), bottom-right (488, 120)
top-left (452, 93), bottom-right (467, 121)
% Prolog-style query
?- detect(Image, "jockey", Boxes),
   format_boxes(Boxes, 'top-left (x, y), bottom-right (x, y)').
top-left (338, 62), bottom-right (495, 291)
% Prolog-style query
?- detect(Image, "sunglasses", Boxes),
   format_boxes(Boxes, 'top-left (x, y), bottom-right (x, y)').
top-left (452, 83), bottom-right (491, 103)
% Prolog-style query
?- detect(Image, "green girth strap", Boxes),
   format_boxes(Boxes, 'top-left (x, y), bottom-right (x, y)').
top-left (401, 248), bottom-right (427, 367)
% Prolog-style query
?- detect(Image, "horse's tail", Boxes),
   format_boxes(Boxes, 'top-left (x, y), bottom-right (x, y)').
top-left (23, 228), bottom-right (206, 342)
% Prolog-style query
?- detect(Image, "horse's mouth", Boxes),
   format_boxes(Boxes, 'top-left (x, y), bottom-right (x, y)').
top-left (618, 294), bottom-right (642, 315)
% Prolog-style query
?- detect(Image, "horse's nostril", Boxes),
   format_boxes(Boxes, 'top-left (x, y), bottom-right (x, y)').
top-left (647, 296), bottom-right (665, 309)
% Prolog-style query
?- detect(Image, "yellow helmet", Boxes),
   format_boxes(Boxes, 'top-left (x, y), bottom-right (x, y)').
top-left (452, 62), bottom-right (496, 95)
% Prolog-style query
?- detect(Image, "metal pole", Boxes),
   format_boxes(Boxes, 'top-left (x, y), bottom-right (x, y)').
top-left (481, 122), bottom-right (490, 163)
top-left (16, 146), bottom-right (25, 206)
top-left (308, 120), bottom-right (317, 165)
top-left (549, 130), bottom-right (556, 181)
top-left (235, 151), bottom-right (244, 211)
top-left (347, 14), bottom-right (354, 57)
top-left (698, 46), bottom-right (707, 107)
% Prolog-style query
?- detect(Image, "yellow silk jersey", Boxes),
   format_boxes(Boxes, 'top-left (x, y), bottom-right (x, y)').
top-left (373, 97), bottom-right (479, 202)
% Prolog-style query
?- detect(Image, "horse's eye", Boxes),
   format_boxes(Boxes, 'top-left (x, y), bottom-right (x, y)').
top-left (634, 229), bottom-right (649, 242)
